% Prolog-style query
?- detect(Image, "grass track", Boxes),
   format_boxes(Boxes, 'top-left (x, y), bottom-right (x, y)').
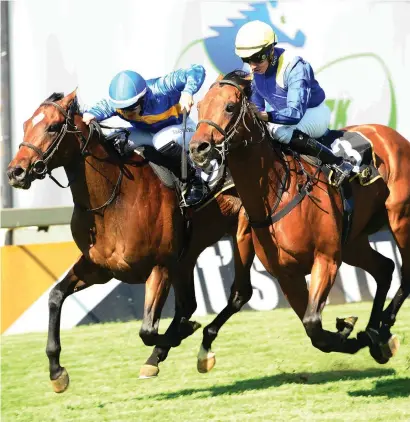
top-left (2, 301), bottom-right (410, 421)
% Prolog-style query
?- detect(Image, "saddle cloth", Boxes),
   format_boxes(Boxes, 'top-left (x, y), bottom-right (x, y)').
top-left (321, 129), bottom-right (382, 186)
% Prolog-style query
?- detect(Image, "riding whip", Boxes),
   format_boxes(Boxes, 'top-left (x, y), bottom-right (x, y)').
top-left (181, 108), bottom-right (188, 182)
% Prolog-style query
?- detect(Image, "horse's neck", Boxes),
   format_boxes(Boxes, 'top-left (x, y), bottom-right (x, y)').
top-left (228, 140), bottom-right (292, 221)
top-left (64, 119), bottom-right (138, 212)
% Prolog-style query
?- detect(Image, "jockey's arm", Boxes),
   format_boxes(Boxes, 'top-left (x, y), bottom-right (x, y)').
top-left (250, 83), bottom-right (265, 111)
top-left (157, 65), bottom-right (206, 112)
top-left (266, 61), bottom-right (312, 126)
top-left (250, 83), bottom-right (269, 121)
top-left (83, 99), bottom-right (117, 124)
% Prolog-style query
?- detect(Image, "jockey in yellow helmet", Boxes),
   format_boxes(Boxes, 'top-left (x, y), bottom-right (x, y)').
top-left (235, 20), bottom-right (354, 185)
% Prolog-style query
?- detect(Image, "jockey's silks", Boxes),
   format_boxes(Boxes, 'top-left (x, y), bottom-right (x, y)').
top-left (250, 48), bottom-right (326, 126)
top-left (87, 65), bottom-right (205, 133)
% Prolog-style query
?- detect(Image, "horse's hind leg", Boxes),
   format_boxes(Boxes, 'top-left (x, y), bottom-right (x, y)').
top-left (342, 235), bottom-right (395, 363)
top-left (198, 224), bottom-right (255, 374)
top-left (46, 255), bottom-right (111, 393)
top-left (379, 207), bottom-right (410, 356)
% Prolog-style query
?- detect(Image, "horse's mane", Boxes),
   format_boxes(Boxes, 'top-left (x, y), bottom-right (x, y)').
top-left (45, 92), bottom-right (82, 116)
top-left (220, 70), bottom-right (266, 126)
top-left (222, 70), bottom-right (253, 98)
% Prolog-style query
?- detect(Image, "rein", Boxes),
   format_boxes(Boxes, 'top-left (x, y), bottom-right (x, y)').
top-left (197, 80), bottom-right (266, 162)
top-left (197, 78), bottom-right (316, 228)
top-left (18, 100), bottom-right (123, 213)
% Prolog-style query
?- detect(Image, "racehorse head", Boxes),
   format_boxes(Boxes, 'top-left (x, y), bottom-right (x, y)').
top-left (189, 70), bottom-right (265, 168)
top-left (7, 90), bottom-right (84, 189)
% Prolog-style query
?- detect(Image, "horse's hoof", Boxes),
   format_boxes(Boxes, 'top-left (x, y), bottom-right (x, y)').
top-left (381, 334), bottom-right (400, 359)
top-left (370, 347), bottom-right (390, 364)
top-left (51, 368), bottom-right (69, 393)
top-left (197, 345), bottom-right (216, 373)
top-left (139, 364), bottom-right (159, 379)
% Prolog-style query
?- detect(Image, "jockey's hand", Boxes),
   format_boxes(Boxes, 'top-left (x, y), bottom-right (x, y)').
top-left (179, 92), bottom-right (194, 113)
top-left (82, 113), bottom-right (96, 125)
top-left (257, 111), bottom-right (269, 122)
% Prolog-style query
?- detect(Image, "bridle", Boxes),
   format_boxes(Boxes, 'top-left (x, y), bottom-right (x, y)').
top-left (19, 100), bottom-right (91, 184)
top-left (196, 79), bottom-right (315, 229)
top-left (196, 79), bottom-right (266, 163)
top-left (18, 100), bottom-right (123, 212)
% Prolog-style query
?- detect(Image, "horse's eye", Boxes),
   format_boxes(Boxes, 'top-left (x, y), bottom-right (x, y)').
top-left (48, 123), bottom-right (62, 132)
top-left (225, 103), bottom-right (236, 113)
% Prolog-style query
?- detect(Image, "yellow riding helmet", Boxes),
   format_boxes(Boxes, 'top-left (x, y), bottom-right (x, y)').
top-left (235, 20), bottom-right (278, 58)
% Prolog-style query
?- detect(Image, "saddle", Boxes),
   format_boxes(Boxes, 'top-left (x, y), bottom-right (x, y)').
top-left (131, 145), bottom-right (235, 211)
top-left (318, 129), bottom-right (381, 187)
top-left (299, 130), bottom-right (382, 244)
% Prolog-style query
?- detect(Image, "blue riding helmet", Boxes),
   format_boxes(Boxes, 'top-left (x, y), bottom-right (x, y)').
top-left (108, 70), bottom-right (147, 109)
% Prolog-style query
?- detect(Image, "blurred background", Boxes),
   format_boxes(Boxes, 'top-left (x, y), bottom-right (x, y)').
top-left (1, 0), bottom-right (409, 335)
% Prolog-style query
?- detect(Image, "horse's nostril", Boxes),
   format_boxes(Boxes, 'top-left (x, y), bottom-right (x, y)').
top-left (197, 142), bottom-right (211, 154)
top-left (9, 166), bottom-right (26, 181)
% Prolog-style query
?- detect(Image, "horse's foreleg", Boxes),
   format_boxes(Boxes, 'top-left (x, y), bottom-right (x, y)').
top-left (343, 236), bottom-right (395, 363)
top-left (302, 254), bottom-right (362, 354)
top-left (139, 268), bottom-right (199, 378)
top-left (140, 314), bottom-right (180, 379)
top-left (198, 219), bottom-right (255, 373)
top-left (139, 266), bottom-right (171, 348)
top-left (46, 255), bottom-right (111, 393)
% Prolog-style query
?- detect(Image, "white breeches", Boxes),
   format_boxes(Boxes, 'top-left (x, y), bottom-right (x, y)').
top-left (267, 101), bottom-right (331, 144)
top-left (117, 117), bottom-right (197, 150)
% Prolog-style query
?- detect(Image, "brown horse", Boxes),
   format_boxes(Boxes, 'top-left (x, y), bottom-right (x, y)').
top-left (190, 71), bottom-right (410, 363)
top-left (7, 90), bottom-right (255, 392)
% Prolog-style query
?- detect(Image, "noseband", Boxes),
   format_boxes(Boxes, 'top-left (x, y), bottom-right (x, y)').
top-left (196, 79), bottom-right (266, 160)
top-left (18, 100), bottom-right (90, 182)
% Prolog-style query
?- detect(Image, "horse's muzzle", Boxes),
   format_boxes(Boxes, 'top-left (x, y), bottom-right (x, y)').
top-left (7, 165), bottom-right (32, 189)
top-left (189, 140), bottom-right (213, 168)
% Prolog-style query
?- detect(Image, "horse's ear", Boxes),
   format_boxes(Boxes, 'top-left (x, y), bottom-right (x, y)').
top-left (215, 73), bottom-right (225, 82)
top-left (60, 88), bottom-right (78, 109)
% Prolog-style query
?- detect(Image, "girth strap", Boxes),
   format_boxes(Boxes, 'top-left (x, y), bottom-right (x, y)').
top-left (247, 183), bottom-right (311, 228)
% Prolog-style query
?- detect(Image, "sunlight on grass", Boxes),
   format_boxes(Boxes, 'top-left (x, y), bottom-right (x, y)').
top-left (2, 302), bottom-right (410, 421)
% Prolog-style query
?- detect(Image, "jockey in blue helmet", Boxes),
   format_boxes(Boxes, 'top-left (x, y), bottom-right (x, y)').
top-left (235, 20), bottom-right (355, 186)
top-left (83, 66), bottom-right (206, 206)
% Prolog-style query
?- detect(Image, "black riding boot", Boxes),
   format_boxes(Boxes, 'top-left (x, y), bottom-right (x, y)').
top-left (158, 142), bottom-right (205, 206)
top-left (289, 129), bottom-right (354, 186)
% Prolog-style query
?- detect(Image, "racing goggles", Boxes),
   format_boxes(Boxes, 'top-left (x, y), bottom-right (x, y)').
top-left (241, 47), bottom-right (271, 64)
top-left (123, 97), bottom-right (144, 112)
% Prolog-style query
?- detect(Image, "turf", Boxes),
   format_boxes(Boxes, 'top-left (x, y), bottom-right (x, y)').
top-left (2, 301), bottom-right (409, 421)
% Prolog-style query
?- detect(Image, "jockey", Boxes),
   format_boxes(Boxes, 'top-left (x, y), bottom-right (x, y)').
top-left (234, 20), bottom-right (354, 185)
top-left (82, 66), bottom-right (206, 206)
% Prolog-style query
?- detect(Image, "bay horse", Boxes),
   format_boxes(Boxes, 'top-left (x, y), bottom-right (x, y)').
top-left (190, 71), bottom-right (410, 363)
top-left (7, 90), bottom-right (255, 392)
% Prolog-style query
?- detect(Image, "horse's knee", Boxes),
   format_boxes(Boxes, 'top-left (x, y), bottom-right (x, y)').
top-left (48, 287), bottom-right (65, 311)
top-left (139, 325), bottom-right (157, 347)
